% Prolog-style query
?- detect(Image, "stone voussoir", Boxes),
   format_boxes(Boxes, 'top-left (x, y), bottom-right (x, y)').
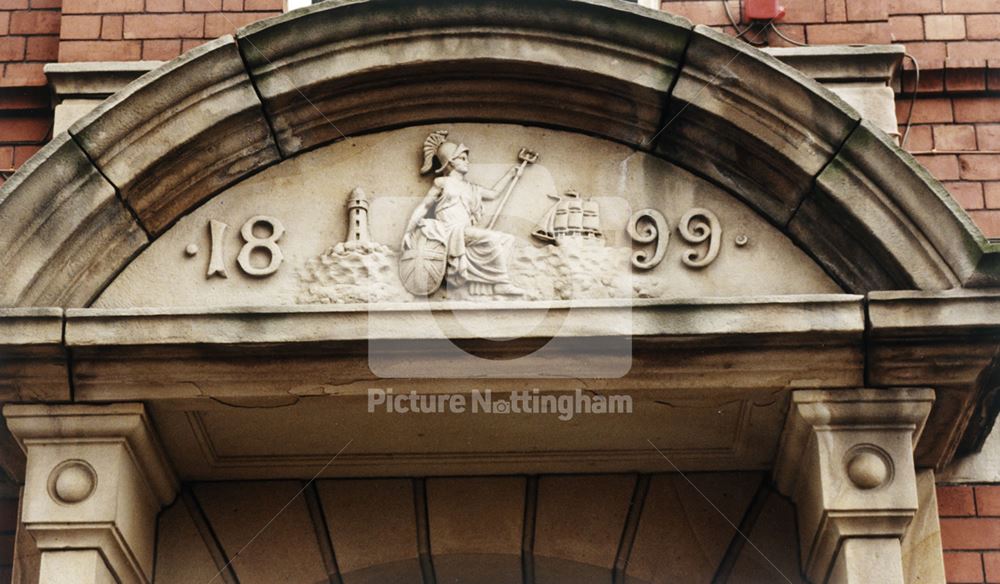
top-left (68, 35), bottom-right (281, 236)
top-left (236, 0), bottom-right (692, 156)
top-left (0, 134), bottom-right (148, 307)
top-left (790, 119), bottom-right (999, 292)
top-left (655, 25), bottom-right (861, 227)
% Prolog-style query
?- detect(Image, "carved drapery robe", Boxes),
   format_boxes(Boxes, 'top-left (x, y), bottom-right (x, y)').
top-left (416, 176), bottom-right (516, 287)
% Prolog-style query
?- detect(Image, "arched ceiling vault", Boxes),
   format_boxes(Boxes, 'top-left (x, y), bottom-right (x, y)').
top-left (0, 0), bottom-right (997, 307)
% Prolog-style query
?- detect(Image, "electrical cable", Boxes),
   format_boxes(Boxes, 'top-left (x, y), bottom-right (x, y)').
top-left (722, 0), bottom-right (754, 38)
top-left (769, 22), bottom-right (809, 46)
top-left (900, 52), bottom-right (921, 149)
top-left (718, 0), bottom-right (920, 149)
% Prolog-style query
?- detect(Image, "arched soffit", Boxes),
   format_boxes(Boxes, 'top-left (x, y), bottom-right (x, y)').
top-left (0, 0), bottom-right (996, 307)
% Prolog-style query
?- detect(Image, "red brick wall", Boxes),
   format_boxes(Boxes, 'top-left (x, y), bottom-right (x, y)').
top-left (661, 0), bottom-right (891, 46)
top-left (659, 0), bottom-right (1000, 238)
top-left (892, 1), bottom-right (1000, 238)
top-left (0, 498), bottom-right (14, 583)
top-left (0, 0), bottom-right (60, 87)
top-left (898, 96), bottom-right (1000, 237)
top-left (939, 485), bottom-right (1000, 583)
top-left (58, 0), bottom-right (281, 62)
top-left (0, 86), bottom-right (50, 189)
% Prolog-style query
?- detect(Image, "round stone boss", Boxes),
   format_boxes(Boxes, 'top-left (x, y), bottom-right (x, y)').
top-left (844, 444), bottom-right (894, 490)
top-left (47, 459), bottom-right (98, 505)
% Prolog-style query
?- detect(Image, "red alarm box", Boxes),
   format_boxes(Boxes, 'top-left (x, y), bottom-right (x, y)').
top-left (745, 0), bottom-right (786, 21)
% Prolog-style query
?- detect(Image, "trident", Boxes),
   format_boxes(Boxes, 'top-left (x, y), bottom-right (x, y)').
top-left (486, 147), bottom-right (539, 230)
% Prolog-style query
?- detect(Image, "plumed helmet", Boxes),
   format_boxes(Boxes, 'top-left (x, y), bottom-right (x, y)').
top-left (420, 130), bottom-right (469, 175)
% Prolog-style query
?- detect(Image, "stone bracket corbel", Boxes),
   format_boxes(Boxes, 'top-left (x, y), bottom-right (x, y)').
top-left (773, 388), bottom-right (934, 584)
top-left (4, 403), bottom-right (179, 584)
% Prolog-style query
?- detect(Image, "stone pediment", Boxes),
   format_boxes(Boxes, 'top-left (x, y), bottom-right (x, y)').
top-left (0, 0), bottom-right (998, 483)
top-left (93, 124), bottom-right (839, 308)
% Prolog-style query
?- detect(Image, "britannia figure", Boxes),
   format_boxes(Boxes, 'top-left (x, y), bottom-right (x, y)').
top-left (400, 131), bottom-right (532, 297)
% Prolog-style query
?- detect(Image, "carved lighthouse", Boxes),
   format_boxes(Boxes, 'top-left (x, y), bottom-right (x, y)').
top-left (345, 187), bottom-right (371, 246)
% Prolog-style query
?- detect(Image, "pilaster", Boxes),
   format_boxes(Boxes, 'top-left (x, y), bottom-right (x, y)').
top-left (773, 388), bottom-right (934, 584)
top-left (4, 404), bottom-right (179, 584)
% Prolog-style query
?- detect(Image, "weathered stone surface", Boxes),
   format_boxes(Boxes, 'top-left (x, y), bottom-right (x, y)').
top-left (765, 46), bottom-right (904, 138)
top-left (193, 481), bottom-right (330, 584)
top-left (238, 0), bottom-right (690, 156)
top-left (45, 61), bottom-right (161, 134)
top-left (790, 120), bottom-right (989, 291)
top-left (0, 2), bottom-right (990, 308)
top-left (426, 477), bottom-right (524, 583)
top-left (901, 470), bottom-right (948, 584)
top-left (39, 551), bottom-right (117, 584)
top-left (69, 36), bottom-right (280, 235)
top-left (533, 474), bottom-right (634, 583)
top-left (656, 25), bottom-right (860, 225)
top-left (317, 479), bottom-right (422, 584)
top-left (773, 389), bottom-right (934, 584)
top-left (828, 538), bottom-right (905, 584)
top-left (867, 290), bottom-right (1000, 467)
top-left (725, 488), bottom-right (807, 584)
top-left (45, 61), bottom-right (161, 97)
top-left (91, 124), bottom-right (841, 309)
top-left (0, 134), bottom-right (147, 307)
top-left (0, 308), bottom-right (68, 402)
top-left (5, 404), bottom-right (178, 584)
top-left (152, 500), bottom-right (220, 584)
top-left (764, 45), bottom-right (904, 87)
top-left (146, 473), bottom-right (799, 584)
top-left (625, 473), bottom-right (762, 583)
top-left (940, 425), bottom-right (1000, 483)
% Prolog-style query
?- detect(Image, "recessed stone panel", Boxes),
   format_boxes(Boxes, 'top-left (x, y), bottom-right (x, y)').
top-left (93, 124), bottom-right (840, 309)
top-left (194, 481), bottom-right (330, 584)
top-left (317, 479), bottom-right (422, 584)
top-left (533, 474), bottom-right (635, 584)
top-left (625, 473), bottom-right (762, 583)
top-left (427, 477), bottom-right (525, 584)
top-left (153, 500), bottom-right (221, 584)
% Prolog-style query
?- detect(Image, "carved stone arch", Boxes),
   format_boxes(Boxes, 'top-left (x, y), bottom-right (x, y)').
top-left (0, 0), bottom-right (997, 307)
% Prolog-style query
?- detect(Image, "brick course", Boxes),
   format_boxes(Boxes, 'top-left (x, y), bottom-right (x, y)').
top-left (940, 486), bottom-right (1000, 583)
top-left (55, 0), bottom-right (279, 62)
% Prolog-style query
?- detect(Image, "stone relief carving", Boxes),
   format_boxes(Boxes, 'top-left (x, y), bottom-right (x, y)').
top-left (678, 208), bottom-right (721, 269)
top-left (298, 188), bottom-right (406, 304)
top-left (190, 216), bottom-right (286, 279)
top-left (399, 131), bottom-right (534, 297)
top-left (47, 459), bottom-right (98, 505)
top-left (626, 209), bottom-right (669, 270)
top-left (199, 128), bottom-right (742, 305)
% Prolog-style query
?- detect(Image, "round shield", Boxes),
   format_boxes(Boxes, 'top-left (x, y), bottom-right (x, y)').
top-left (399, 230), bottom-right (447, 296)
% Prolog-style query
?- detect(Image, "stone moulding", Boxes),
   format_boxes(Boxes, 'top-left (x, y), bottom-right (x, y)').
top-left (0, 0), bottom-right (996, 308)
top-left (655, 25), bottom-right (861, 226)
top-left (67, 36), bottom-right (282, 236)
top-left (773, 388), bottom-right (935, 583)
top-left (4, 403), bottom-right (179, 583)
top-left (236, 0), bottom-right (689, 156)
top-left (62, 295), bottom-right (865, 345)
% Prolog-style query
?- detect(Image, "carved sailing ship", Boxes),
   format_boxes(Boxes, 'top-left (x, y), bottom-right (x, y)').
top-left (531, 190), bottom-right (604, 244)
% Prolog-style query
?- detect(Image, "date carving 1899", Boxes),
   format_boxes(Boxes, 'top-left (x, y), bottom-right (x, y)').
top-left (678, 208), bottom-right (721, 269)
top-left (626, 207), bottom-right (722, 270)
top-left (626, 209), bottom-right (669, 270)
top-left (202, 215), bottom-right (285, 279)
top-left (237, 216), bottom-right (285, 277)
